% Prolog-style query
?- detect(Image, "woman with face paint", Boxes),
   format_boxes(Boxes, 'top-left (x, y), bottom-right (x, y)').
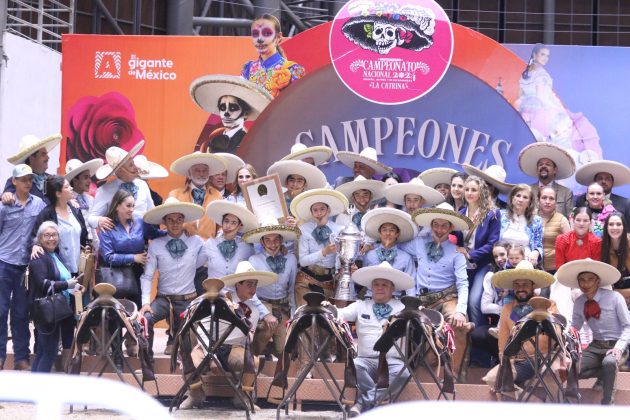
top-left (241, 14), bottom-right (305, 97)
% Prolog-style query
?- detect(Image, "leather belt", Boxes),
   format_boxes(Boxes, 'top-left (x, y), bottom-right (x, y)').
top-left (260, 297), bottom-right (290, 306)
top-left (157, 292), bottom-right (198, 302)
top-left (591, 339), bottom-right (618, 348)
top-left (298, 268), bottom-right (335, 290)
top-left (418, 285), bottom-right (457, 306)
top-left (306, 265), bottom-right (334, 276)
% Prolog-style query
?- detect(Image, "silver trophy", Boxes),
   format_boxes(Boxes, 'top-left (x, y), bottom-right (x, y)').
top-left (332, 205), bottom-right (363, 301)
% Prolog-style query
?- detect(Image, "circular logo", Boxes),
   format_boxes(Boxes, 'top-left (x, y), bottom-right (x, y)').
top-left (329, 0), bottom-right (454, 105)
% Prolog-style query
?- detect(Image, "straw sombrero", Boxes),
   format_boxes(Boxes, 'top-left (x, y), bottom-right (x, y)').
top-left (352, 261), bottom-right (414, 291)
top-left (95, 140), bottom-right (145, 180)
top-left (170, 152), bottom-right (227, 178)
top-left (242, 224), bottom-right (301, 244)
top-left (215, 152), bottom-right (245, 182)
top-left (143, 197), bottom-right (205, 225)
top-left (290, 189), bottom-right (349, 222)
top-left (267, 160), bottom-right (327, 190)
top-left (492, 260), bottom-right (555, 289)
top-left (206, 200), bottom-right (258, 232)
top-left (575, 160), bottom-right (630, 187)
top-left (385, 177), bottom-right (445, 206)
top-left (419, 168), bottom-right (457, 189)
top-left (134, 155), bottom-right (168, 180)
top-left (281, 143), bottom-right (332, 166)
top-left (462, 164), bottom-right (515, 194)
top-left (190, 75), bottom-right (273, 120)
top-left (555, 258), bottom-right (621, 288)
top-left (335, 175), bottom-right (385, 201)
top-left (361, 208), bottom-right (417, 243)
top-left (221, 261), bottom-right (278, 288)
top-left (518, 143), bottom-right (576, 180)
top-left (8, 134), bottom-right (62, 165)
top-left (64, 158), bottom-right (103, 182)
top-left (412, 202), bottom-right (473, 231)
top-left (336, 147), bottom-right (392, 175)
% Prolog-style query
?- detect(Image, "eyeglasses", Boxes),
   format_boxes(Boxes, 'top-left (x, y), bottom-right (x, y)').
top-left (42, 233), bottom-right (59, 239)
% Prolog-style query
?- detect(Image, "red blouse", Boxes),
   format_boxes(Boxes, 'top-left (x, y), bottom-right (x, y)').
top-left (555, 231), bottom-right (602, 269)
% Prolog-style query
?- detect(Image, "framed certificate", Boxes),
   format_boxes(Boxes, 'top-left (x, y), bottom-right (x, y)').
top-left (242, 173), bottom-right (288, 224)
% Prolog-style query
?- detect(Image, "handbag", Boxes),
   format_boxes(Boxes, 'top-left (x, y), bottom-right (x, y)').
top-left (31, 283), bottom-right (73, 327)
top-left (95, 265), bottom-right (139, 298)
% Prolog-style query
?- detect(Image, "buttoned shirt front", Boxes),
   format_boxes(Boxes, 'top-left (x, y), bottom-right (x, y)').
top-left (363, 244), bottom-right (416, 297)
top-left (88, 178), bottom-right (155, 228)
top-left (0, 194), bottom-right (46, 266)
top-left (298, 220), bottom-right (343, 268)
top-left (205, 233), bottom-right (254, 278)
top-left (249, 250), bottom-right (297, 312)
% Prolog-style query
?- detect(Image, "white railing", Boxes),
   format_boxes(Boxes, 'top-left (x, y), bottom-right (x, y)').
top-left (5, 0), bottom-right (74, 48)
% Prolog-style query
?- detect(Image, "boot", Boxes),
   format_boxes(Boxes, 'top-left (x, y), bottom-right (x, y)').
top-left (179, 387), bottom-right (205, 409)
top-left (60, 349), bottom-right (72, 373)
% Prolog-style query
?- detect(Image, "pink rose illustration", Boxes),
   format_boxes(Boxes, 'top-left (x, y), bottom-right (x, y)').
top-left (65, 92), bottom-right (144, 161)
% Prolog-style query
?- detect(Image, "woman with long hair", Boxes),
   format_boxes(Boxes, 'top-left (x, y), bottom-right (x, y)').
top-left (447, 171), bottom-right (467, 212)
top-left (601, 211), bottom-right (630, 307)
top-left (499, 184), bottom-right (543, 266)
top-left (537, 185), bottom-right (570, 274)
top-left (227, 164), bottom-right (259, 207)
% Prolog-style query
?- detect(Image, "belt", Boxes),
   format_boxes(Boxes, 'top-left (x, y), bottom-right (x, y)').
top-left (157, 292), bottom-right (198, 302)
top-left (418, 285), bottom-right (457, 306)
top-left (260, 297), bottom-right (290, 306)
top-left (591, 339), bottom-right (617, 348)
top-left (298, 268), bottom-right (335, 290)
top-left (306, 265), bottom-right (334, 276)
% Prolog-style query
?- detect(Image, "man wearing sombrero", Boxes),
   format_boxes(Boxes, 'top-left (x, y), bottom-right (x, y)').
top-left (337, 261), bottom-right (414, 417)
top-left (385, 177), bottom-right (444, 216)
top-left (65, 158), bottom-right (104, 245)
top-left (399, 202), bottom-right (474, 378)
top-left (334, 147), bottom-right (392, 188)
top-left (519, 143), bottom-right (575, 217)
top-left (335, 175), bottom-right (385, 230)
top-left (266, 159), bottom-right (327, 217)
top-left (419, 167), bottom-right (457, 200)
top-left (462, 164), bottom-right (515, 209)
top-left (556, 258), bottom-right (630, 405)
top-left (134, 155), bottom-right (169, 206)
top-left (209, 152), bottom-right (245, 199)
top-left (281, 143), bottom-right (333, 168)
top-left (139, 198), bottom-right (206, 359)
top-left (3, 133), bottom-right (61, 204)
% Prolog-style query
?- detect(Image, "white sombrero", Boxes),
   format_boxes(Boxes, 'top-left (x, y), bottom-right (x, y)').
top-left (336, 147), bottom-right (392, 175)
top-left (412, 202), bottom-right (473, 231)
top-left (555, 258), bottom-right (621, 288)
top-left (134, 155), bottom-right (168, 180)
top-left (361, 208), bottom-right (418, 243)
top-left (242, 223), bottom-right (301, 244)
top-left (290, 188), bottom-right (349, 222)
top-left (190, 74), bottom-right (273, 120)
top-left (575, 160), bottom-right (630, 187)
top-left (221, 261), bottom-right (278, 288)
top-left (419, 167), bottom-right (458, 189)
top-left (205, 200), bottom-right (258, 232)
top-left (95, 140), bottom-right (145, 180)
top-left (335, 175), bottom-right (385, 201)
top-left (170, 151), bottom-right (227, 178)
top-left (352, 261), bottom-right (414, 291)
top-left (215, 153), bottom-right (245, 182)
top-left (492, 260), bottom-right (555, 290)
top-left (143, 197), bottom-right (205, 225)
top-left (8, 133), bottom-right (62, 165)
top-left (267, 160), bottom-right (327, 191)
top-left (385, 177), bottom-right (445, 206)
top-left (64, 158), bottom-right (103, 182)
top-left (281, 143), bottom-right (333, 166)
top-left (462, 164), bottom-right (515, 195)
top-left (518, 143), bottom-right (576, 180)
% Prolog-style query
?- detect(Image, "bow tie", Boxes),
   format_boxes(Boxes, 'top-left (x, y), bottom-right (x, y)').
top-left (120, 182), bottom-right (138, 200)
top-left (352, 211), bottom-right (365, 228)
top-left (312, 225), bottom-right (332, 246)
top-left (373, 302), bottom-right (393, 321)
top-left (166, 238), bottom-right (187, 259)
top-left (217, 239), bottom-right (237, 260)
top-left (238, 301), bottom-right (252, 319)
top-left (425, 241), bottom-right (444, 263)
top-left (266, 254), bottom-right (287, 274)
top-left (376, 246), bottom-right (397, 263)
top-left (510, 303), bottom-right (533, 323)
top-left (584, 299), bottom-right (601, 321)
top-left (33, 173), bottom-right (47, 193)
top-left (191, 188), bottom-right (205, 206)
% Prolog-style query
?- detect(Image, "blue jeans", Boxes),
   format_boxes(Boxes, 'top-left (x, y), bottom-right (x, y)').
top-left (31, 318), bottom-right (74, 373)
top-left (0, 261), bottom-right (29, 361)
top-left (467, 264), bottom-right (490, 327)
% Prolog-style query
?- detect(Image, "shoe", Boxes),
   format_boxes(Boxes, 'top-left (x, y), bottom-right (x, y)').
top-left (164, 344), bottom-right (173, 356)
top-left (14, 359), bottom-right (31, 371)
top-left (179, 388), bottom-right (205, 410)
top-left (348, 403), bottom-right (362, 418)
top-left (488, 327), bottom-right (499, 339)
top-left (592, 378), bottom-right (604, 392)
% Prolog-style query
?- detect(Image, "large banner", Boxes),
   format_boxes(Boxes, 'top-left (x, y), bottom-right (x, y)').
top-left (61, 21), bottom-right (630, 198)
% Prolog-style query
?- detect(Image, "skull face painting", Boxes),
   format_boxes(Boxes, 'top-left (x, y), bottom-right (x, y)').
top-left (373, 22), bottom-right (397, 55)
top-left (218, 95), bottom-right (246, 129)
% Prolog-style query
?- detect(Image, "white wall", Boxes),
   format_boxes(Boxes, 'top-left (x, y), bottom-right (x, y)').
top-left (0, 32), bottom-right (61, 184)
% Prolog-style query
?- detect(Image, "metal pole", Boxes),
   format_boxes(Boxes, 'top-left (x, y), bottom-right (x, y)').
top-left (192, 17), bottom-right (253, 28)
top-left (166, 0), bottom-right (194, 35)
top-left (543, 0), bottom-right (555, 45)
top-left (0, 0), bottom-right (7, 98)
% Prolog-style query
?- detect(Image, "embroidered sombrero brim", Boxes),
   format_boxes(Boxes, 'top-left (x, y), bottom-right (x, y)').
top-left (518, 143), bottom-right (576, 180)
top-left (143, 202), bottom-right (205, 225)
top-left (462, 164), bottom-right (515, 195)
top-left (336, 151), bottom-right (392, 175)
top-left (575, 160), bottom-right (630, 187)
top-left (170, 153), bottom-right (227, 177)
top-left (221, 271), bottom-right (278, 288)
top-left (412, 208), bottom-right (473, 232)
top-left (190, 74), bottom-right (273, 120)
top-left (8, 134), bottom-right (62, 165)
top-left (419, 168), bottom-right (458, 189)
top-left (95, 140), bottom-right (144, 180)
top-left (352, 264), bottom-right (414, 291)
top-left (242, 225), bottom-right (301, 244)
top-left (267, 160), bottom-right (327, 190)
top-left (206, 200), bottom-right (258, 232)
top-left (335, 179), bottom-right (385, 201)
top-left (492, 267), bottom-right (555, 290)
top-left (290, 189), bottom-right (349, 222)
top-left (215, 152), bottom-right (245, 182)
top-left (64, 158), bottom-right (104, 182)
top-left (385, 182), bottom-right (445, 206)
top-left (281, 146), bottom-right (332, 166)
top-left (361, 208), bottom-right (417, 243)
top-left (555, 258), bottom-right (621, 289)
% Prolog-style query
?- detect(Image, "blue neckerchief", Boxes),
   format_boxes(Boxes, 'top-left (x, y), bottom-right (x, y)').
top-left (510, 303), bottom-right (533, 323)
top-left (33, 173), bottom-right (47, 193)
top-left (311, 225), bottom-right (332, 246)
top-left (266, 254), bottom-right (287, 274)
top-left (191, 188), bottom-right (205, 206)
top-left (217, 239), bottom-right (237, 261)
top-left (376, 246), bottom-right (397, 263)
top-left (352, 211), bottom-right (365, 227)
top-left (75, 193), bottom-right (89, 210)
top-left (166, 238), bottom-right (187, 259)
top-left (120, 182), bottom-right (138, 200)
top-left (425, 241), bottom-right (444, 263)
top-left (373, 302), bottom-right (393, 321)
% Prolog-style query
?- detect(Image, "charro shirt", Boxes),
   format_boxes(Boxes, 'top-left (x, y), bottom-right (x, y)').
top-left (88, 178), bottom-right (155, 228)
top-left (249, 250), bottom-right (297, 312)
top-left (298, 220), bottom-right (343, 268)
top-left (363, 244), bottom-right (416, 298)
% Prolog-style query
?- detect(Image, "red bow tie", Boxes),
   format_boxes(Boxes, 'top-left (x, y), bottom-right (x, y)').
top-left (238, 301), bottom-right (252, 319)
top-left (584, 299), bottom-right (601, 321)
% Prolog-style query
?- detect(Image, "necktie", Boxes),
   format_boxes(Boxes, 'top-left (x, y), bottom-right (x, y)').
top-left (373, 302), bottom-right (393, 321)
top-left (192, 188), bottom-right (205, 206)
top-left (376, 246), bottom-right (397, 263)
top-left (120, 182), bottom-right (138, 200)
top-left (166, 238), bottom-right (187, 259)
top-left (584, 299), bottom-right (601, 320)
top-left (217, 239), bottom-right (237, 261)
top-left (266, 254), bottom-right (287, 274)
top-left (425, 241), bottom-right (444, 263)
top-left (312, 225), bottom-right (332, 246)
top-left (510, 303), bottom-right (533, 323)
top-left (33, 173), bottom-right (47, 193)
top-left (352, 211), bottom-right (365, 228)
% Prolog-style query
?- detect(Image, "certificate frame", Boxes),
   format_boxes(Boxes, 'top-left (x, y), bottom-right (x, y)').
top-left (242, 173), bottom-right (288, 224)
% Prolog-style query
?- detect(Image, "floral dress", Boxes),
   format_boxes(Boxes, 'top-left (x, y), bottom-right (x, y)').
top-left (241, 52), bottom-right (305, 97)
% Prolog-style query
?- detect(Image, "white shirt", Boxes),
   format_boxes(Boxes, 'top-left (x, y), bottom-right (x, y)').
top-left (205, 233), bottom-right (254, 278)
top-left (298, 220), bottom-right (343, 268)
top-left (88, 178), bottom-right (154, 228)
top-left (249, 251), bottom-right (297, 312)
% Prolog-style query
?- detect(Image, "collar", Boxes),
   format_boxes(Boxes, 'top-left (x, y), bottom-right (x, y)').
top-left (538, 180), bottom-right (556, 188)
top-left (224, 122), bottom-right (245, 137)
top-left (379, 243), bottom-right (398, 250)
top-left (167, 233), bottom-right (186, 241)
top-left (261, 52), bottom-right (284, 68)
